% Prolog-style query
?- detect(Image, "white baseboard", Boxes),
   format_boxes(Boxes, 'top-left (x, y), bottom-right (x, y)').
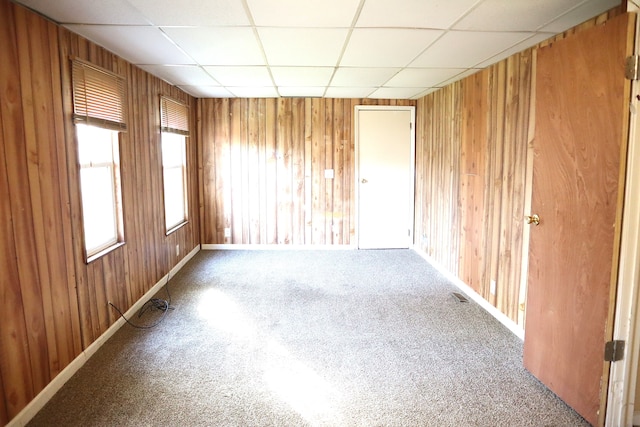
top-left (412, 247), bottom-right (525, 340)
top-left (7, 245), bottom-right (201, 427)
top-left (202, 244), bottom-right (356, 250)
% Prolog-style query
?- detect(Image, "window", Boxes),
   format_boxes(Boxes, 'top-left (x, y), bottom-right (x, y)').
top-left (160, 97), bottom-right (189, 232)
top-left (77, 124), bottom-right (123, 255)
top-left (72, 60), bottom-right (127, 260)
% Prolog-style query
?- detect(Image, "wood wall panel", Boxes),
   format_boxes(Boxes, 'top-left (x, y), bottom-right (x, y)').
top-left (0, 0), bottom-right (200, 423)
top-left (414, 8), bottom-right (623, 324)
top-left (199, 98), bottom-right (415, 245)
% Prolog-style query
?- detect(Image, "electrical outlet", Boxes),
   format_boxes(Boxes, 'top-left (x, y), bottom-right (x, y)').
top-left (224, 228), bottom-right (231, 238)
top-left (176, 244), bottom-right (179, 256)
top-left (490, 279), bottom-right (496, 295)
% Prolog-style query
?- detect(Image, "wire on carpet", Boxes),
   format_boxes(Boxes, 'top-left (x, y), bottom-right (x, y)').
top-left (108, 273), bottom-right (174, 329)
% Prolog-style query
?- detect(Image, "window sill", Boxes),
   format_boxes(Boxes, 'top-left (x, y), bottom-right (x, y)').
top-left (166, 221), bottom-right (188, 236)
top-left (85, 241), bottom-right (126, 264)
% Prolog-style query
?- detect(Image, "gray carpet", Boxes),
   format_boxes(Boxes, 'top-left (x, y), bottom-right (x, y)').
top-left (28, 249), bottom-right (589, 427)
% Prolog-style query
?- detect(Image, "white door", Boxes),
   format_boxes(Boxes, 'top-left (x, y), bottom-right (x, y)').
top-left (356, 106), bottom-right (414, 249)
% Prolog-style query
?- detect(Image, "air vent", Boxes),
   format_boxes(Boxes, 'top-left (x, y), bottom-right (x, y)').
top-left (452, 292), bottom-right (468, 303)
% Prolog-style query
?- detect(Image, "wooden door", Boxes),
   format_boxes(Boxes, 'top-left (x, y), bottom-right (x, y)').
top-left (356, 107), bottom-right (414, 249)
top-left (523, 13), bottom-right (634, 427)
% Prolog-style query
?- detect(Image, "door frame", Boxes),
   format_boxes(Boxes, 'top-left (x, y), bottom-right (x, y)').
top-left (607, 7), bottom-right (640, 426)
top-left (354, 105), bottom-right (416, 249)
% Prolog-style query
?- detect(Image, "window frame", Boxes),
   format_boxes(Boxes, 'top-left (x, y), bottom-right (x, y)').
top-left (160, 96), bottom-right (190, 234)
top-left (71, 59), bottom-right (127, 263)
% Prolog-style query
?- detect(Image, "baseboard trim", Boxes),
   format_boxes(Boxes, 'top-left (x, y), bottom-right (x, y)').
top-left (202, 244), bottom-right (356, 250)
top-left (7, 245), bottom-right (201, 427)
top-left (412, 247), bottom-right (524, 340)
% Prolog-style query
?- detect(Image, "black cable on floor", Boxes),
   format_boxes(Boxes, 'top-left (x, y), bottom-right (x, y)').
top-left (108, 275), bottom-right (174, 329)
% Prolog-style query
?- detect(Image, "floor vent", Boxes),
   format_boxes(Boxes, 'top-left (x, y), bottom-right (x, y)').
top-left (452, 292), bottom-right (469, 303)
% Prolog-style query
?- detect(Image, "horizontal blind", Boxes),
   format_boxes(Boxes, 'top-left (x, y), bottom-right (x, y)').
top-left (161, 96), bottom-right (189, 135)
top-left (72, 60), bottom-right (127, 131)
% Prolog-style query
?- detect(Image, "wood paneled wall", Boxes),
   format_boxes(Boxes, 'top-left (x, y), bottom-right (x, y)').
top-left (199, 98), bottom-right (415, 245)
top-left (414, 7), bottom-right (624, 324)
top-left (0, 1), bottom-right (199, 423)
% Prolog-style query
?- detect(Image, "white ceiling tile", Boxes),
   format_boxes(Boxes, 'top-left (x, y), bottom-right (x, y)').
top-left (474, 33), bottom-right (553, 68)
top-left (324, 87), bottom-right (377, 98)
top-left (331, 68), bottom-right (400, 87)
top-left (14, 0), bottom-right (151, 24)
top-left (163, 27), bottom-right (264, 66)
top-left (271, 67), bottom-right (335, 87)
top-left (128, 0), bottom-right (249, 26)
top-left (247, 0), bottom-right (361, 27)
top-left (454, 0), bottom-right (584, 31)
top-left (540, 0), bottom-right (620, 33)
top-left (410, 31), bottom-right (532, 68)
top-left (341, 29), bottom-right (443, 67)
top-left (179, 86), bottom-right (234, 98)
top-left (138, 65), bottom-right (219, 85)
top-left (278, 87), bottom-right (326, 97)
top-left (385, 68), bottom-right (467, 87)
top-left (411, 88), bottom-right (441, 99)
top-left (258, 28), bottom-right (348, 67)
top-left (357, 0), bottom-right (480, 29)
top-left (228, 87), bottom-right (279, 98)
top-left (437, 68), bottom-right (482, 87)
top-left (204, 66), bottom-right (273, 87)
top-left (17, 0), bottom-right (618, 99)
top-left (64, 25), bottom-right (195, 65)
top-left (368, 87), bottom-right (426, 99)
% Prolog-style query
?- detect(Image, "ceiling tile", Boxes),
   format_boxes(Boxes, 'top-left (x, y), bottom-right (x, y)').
top-left (179, 86), bottom-right (234, 98)
top-left (474, 33), bottom-right (553, 68)
top-left (368, 87), bottom-right (426, 99)
top-left (64, 25), bottom-right (195, 65)
top-left (127, 0), bottom-right (249, 26)
top-left (247, 0), bottom-right (361, 27)
top-left (324, 87), bottom-right (376, 98)
top-left (258, 28), bottom-right (348, 67)
top-left (15, 0), bottom-right (151, 24)
top-left (410, 31), bottom-right (532, 68)
top-left (357, 0), bottom-right (479, 29)
top-left (411, 87), bottom-right (440, 99)
top-left (385, 68), bottom-right (468, 87)
top-left (204, 66), bottom-right (273, 87)
top-left (453, 0), bottom-right (584, 31)
top-left (341, 29), bottom-right (443, 67)
top-left (437, 68), bottom-right (482, 87)
top-left (138, 65), bottom-right (219, 85)
top-left (278, 87), bottom-right (326, 97)
top-left (331, 67), bottom-right (400, 87)
top-left (163, 27), bottom-right (264, 66)
top-left (227, 87), bottom-right (279, 98)
top-left (271, 67), bottom-right (335, 87)
top-left (540, 0), bottom-right (620, 33)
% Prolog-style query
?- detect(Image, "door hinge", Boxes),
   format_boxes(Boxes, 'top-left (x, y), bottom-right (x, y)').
top-left (604, 340), bottom-right (625, 362)
top-left (625, 55), bottom-right (639, 80)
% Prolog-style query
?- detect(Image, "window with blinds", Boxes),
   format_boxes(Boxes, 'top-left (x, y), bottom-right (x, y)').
top-left (72, 60), bottom-right (127, 131)
top-left (72, 60), bottom-right (127, 261)
top-left (160, 96), bottom-right (189, 233)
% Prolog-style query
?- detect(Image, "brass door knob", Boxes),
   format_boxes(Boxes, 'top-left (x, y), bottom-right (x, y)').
top-left (526, 214), bottom-right (540, 226)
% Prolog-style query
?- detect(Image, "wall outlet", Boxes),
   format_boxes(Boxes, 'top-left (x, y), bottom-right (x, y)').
top-left (176, 244), bottom-right (179, 256)
top-left (490, 279), bottom-right (497, 295)
top-left (224, 228), bottom-right (231, 238)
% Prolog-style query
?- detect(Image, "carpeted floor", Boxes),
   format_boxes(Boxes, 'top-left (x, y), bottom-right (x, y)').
top-left (28, 249), bottom-right (589, 426)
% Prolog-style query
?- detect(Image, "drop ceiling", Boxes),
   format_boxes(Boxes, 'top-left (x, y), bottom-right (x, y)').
top-left (13, 0), bottom-right (620, 99)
